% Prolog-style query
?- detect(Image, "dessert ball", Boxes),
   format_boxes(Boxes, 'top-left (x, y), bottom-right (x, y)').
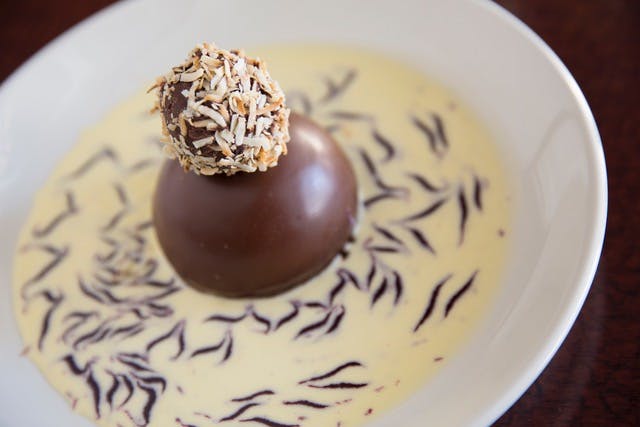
top-left (151, 43), bottom-right (358, 297)
top-left (153, 43), bottom-right (290, 176)
top-left (153, 113), bottom-right (358, 297)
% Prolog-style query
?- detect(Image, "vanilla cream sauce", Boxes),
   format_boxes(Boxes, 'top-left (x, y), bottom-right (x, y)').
top-left (13, 45), bottom-right (510, 427)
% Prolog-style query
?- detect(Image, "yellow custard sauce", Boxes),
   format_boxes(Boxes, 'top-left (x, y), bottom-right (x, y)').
top-left (13, 45), bottom-right (510, 427)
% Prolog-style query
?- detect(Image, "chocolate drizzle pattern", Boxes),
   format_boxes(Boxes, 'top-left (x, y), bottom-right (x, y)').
top-left (413, 274), bottom-right (452, 333)
top-left (32, 191), bottom-right (78, 238)
top-left (319, 70), bottom-right (357, 104)
top-left (14, 47), bottom-right (509, 427)
top-left (412, 114), bottom-right (449, 158)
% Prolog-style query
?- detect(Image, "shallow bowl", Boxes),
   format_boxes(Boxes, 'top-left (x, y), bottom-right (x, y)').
top-left (0, 0), bottom-right (607, 426)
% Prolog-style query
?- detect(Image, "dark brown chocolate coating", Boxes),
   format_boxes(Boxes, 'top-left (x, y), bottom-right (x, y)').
top-left (161, 81), bottom-right (217, 157)
top-left (153, 113), bottom-right (358, 297)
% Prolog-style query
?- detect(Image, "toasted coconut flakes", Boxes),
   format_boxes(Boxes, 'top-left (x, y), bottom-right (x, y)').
top-left (204, 93), bottom-right (224, 104)
top-left (217, 77), bottom-right (229, 96)
top-left (220, 129), bottom-right (234, 143)
top-left (198, 105), bottom-right (227, 126)
top-left (192, 136), bottom-right (214, 149)
top-left (258, 101), bottom-right (282, 115)
top-left (200, 166), bottom-right (218, 175)
top-left (261, 137), bottom-right (274, 150)
top-left (155, 42), bottom-right (290, 175)
top-left (234, 116), bottom-right (246, 145)
top-left (178, 114), bottom-right (188, 136)
top-left (240, 74), bottom-right (251, 93)
top-left (228, 95), bottom-right (240, 114)
top-left (257, 94), bottom-right (267, 109)
top-left (147, 76), bottom-right (165, 93)
top-left (191, 119), bottom-right (215, 128)
top-left (214, 131), bottom-right (225, 146)
top-left (223, 59), bottom-right (232, 81)
top-left (233, 58), bottom-right (246, 75)
top-left (209, 69), bottom-right (224, 90)
top-left (187, 82), bottom-right (198, 109)
top-left (255, 116), bottom-right (272, 136)
top-left (219, 104), bottom-right (230, 123)
top-left (221, 160), bottom-right (256, 173)
top-left (214, 132), bottom-right (233, 157)
top-left (201, 65), bottom-right (213, 80)
top-left (243, 135), bottom-right (268, 147)
top-left (180, 68), bottom-right (204, 82)
top-left (240, 163), bottom-right (257, 172)
top-left (254, 68), bottom-right (272, 93)
top-left (247, 97), bottom-right (257, 131)
top-left (201, 55), bottom-right (222, 69)
top-left (236, 94), bottom-right (249, 114)
top-left (230, 115), bottom-right (238, 133)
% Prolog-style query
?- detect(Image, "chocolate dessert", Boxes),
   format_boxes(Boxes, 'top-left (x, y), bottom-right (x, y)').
top-left (151, 44), bottom-right (357, 297)
top-left (13, 44), bottom-right (510, 427)
top-left (153, 112), bottom-right (357, 297)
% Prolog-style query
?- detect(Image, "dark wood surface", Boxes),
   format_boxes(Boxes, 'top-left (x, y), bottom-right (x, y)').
top-left (0, 1), bottom-right (638, 425)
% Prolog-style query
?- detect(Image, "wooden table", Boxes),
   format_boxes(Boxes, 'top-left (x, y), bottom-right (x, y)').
top-left (1, 1), bottom-right (637, 425)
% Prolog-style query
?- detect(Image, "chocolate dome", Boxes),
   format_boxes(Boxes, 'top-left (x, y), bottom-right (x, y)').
top-left (153, 113), bottom-right (358, 297)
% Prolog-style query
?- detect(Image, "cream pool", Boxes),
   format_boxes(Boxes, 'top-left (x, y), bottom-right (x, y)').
top-left (13, 45), bottom-right (510, 427)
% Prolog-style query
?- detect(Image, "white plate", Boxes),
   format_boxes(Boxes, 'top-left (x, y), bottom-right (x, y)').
top-left (0, 0), bottom-right (606, 426)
